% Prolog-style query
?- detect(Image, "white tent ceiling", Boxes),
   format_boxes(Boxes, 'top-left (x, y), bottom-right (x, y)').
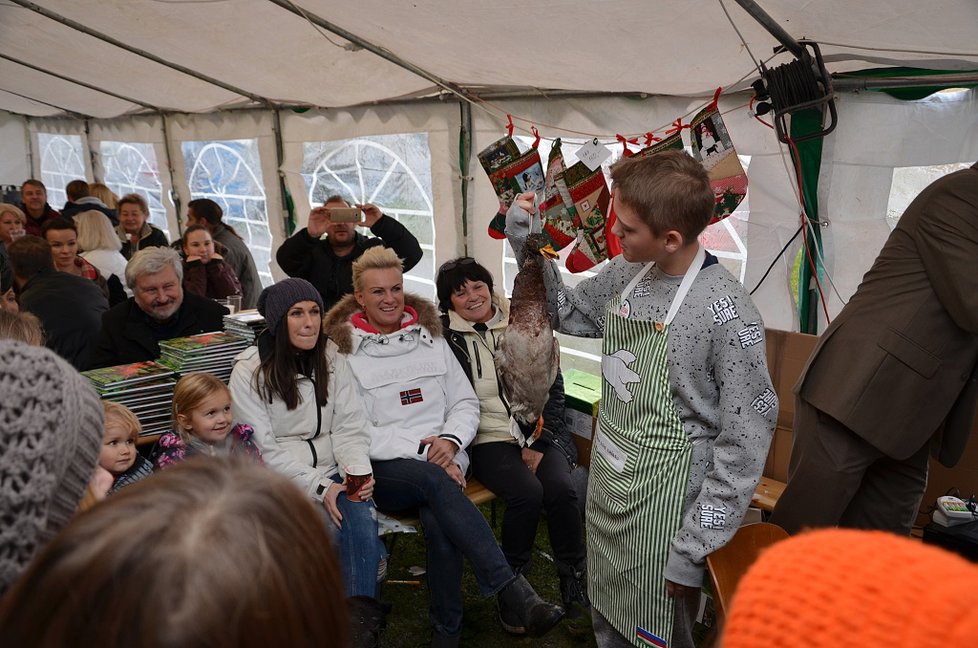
top-left (1, 0), bottom-right (976, 119)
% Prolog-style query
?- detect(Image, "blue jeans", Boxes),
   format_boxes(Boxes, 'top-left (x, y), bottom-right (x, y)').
top-left (322, 474), bottom-right (386, 599)
top-left (372, 458), bottom-right (515, 636)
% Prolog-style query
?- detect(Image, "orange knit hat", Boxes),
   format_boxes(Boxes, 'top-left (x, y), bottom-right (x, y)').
top-left (722, 528), bottom-right (978, 647)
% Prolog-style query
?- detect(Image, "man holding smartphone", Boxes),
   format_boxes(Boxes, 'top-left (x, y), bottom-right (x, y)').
top-left (277, 195), bottom-right (423, 311)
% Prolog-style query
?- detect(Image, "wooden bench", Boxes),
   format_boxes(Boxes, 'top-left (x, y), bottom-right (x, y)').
top-left (751, 477), bottom-right (787, 513)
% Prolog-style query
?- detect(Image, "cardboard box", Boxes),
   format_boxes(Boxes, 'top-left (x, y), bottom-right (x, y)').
top-left (563, 368), bottom-right (601, 467)
top-left (762, 329), bottom-right (819, 482)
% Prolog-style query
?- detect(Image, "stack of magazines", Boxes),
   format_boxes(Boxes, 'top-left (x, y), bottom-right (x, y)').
top-left (158, 331), bottom-right (251, 383)
top-left (81, 361), bottom-right (177, 439)
top-left (223, 309), bottom-right (266, 343)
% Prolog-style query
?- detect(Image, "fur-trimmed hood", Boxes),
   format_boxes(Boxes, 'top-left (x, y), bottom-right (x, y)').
top-left (323, 292), bottom-right (443, 354)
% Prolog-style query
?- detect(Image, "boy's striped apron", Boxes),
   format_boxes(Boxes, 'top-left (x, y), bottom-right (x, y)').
top-left (587, 249), bottom-right (702, 647)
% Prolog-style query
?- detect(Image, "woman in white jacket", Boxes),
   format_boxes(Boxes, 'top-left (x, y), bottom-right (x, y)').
top-left (229, 278), bottom-right (386, 644)
top-left (323, 247), bottom-right (563, 648)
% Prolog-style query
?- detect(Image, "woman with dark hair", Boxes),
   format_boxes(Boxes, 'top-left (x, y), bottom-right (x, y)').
top-left (42, 217), bottom-right (124, 304)
top-left (185, 198), bottom-right (261, 309)
top-left (180, 224), bottom-right (242, 300)
top-left (228, 278), bottom-right (386, 646)
top-left (0, 459), bottom-right (351, 647)
top-left (435, 257), bottom-right (588, 616)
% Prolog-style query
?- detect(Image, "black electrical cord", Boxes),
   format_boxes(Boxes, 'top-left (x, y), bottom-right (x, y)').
top-left (749, 223), bottom-right (804, 296)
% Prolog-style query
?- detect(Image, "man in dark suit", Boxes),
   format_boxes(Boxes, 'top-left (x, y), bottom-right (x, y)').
top-left (87, 246), bottom-right (227, 369)
top-left (771, 163), bottom-right (978, 535)
top-left (8, 235), bottom-right (108, 369)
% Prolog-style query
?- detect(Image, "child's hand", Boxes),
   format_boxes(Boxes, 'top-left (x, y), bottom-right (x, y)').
top-left (515, 191), bottom-right (537, 215)
top-left (322, 482), bottom-right (345, 527)
top-left (89, 465), bottom-right (114, 500)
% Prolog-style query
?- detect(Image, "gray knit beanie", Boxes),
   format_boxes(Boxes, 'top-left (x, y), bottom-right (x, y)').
top-left (256, 278), bottom-right (324, 336)
top-left (0, 340), bottom-right (104, 594)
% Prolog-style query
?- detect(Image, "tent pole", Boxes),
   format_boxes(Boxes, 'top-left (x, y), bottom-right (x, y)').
top-left (0, 53), bottom-right (160, 112)
top-left (791, 109), bottom-right (826, 334)
top-left (160, 113), bottom-right (182, 238)
top-left (732, 0), bottom-right (805, 59)
top-left (7, 0), bottom-right (272, 108)
top-left (459, 100), bottom-right (472, 257)
top-left (271, 109), bottom-right (296, 238)
top-left (263, 0), bottom-right (481, 105)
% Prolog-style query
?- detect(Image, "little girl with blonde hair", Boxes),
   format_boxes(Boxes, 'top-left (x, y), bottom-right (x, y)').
top-left (151, 373), bottom-right (261, 469)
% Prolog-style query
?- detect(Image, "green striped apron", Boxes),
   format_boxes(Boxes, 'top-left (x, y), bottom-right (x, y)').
top-left (587, 248), bottom-right (703, 648)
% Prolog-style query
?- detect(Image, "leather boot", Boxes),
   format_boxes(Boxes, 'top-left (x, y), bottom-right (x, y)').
top-left (496, 574), bottom-right (565, 637)
top-left (556, 560), bottom-right (590, 617)
top-left (347, 596), bottom-right (390, 648)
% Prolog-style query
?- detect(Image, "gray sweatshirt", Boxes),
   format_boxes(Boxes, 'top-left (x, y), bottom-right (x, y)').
top-left (507, 206), bottom-right (777, 587)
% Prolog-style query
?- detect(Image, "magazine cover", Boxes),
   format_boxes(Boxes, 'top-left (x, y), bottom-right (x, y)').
top-left (82, 361), bottom-right (175, 389)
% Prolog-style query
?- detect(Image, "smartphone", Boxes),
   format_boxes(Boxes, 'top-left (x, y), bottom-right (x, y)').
top-left (329, 206), bottom-right (362, 223)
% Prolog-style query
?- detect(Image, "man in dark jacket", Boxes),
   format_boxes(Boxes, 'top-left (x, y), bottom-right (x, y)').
top-left (771, 163), bottom-right (978, 536)
top-left (8, 235), bottom-right (107, 369)
top-left (18, 180), bottom-right (60, 237)
top-left (87, 246), bottom-right (227, 369)
top-left (276, 196), bottom-right (423, 311)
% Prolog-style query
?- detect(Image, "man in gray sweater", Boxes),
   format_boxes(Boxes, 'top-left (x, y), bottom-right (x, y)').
top-left (507, 150), bottom-right (776, 648)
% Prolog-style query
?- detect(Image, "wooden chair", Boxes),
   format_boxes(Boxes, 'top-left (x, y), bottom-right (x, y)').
top-left (706, 522), bottom-right (789, 618)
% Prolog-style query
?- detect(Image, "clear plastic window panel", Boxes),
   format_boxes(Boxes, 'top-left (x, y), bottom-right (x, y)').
top-left (887, 162), bottom-right (972, 230)
top-left (37, 133), bottom-right (86, 210)
top-left (181, 139), bottom-right (273, 287)
top-left (99, 141), bottom-right (169, 239)
top-left (301, 133), bottom-right (435, 299)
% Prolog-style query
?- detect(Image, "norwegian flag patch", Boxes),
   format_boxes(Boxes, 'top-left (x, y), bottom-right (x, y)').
top-left (399, 388), bottom-right (423, 405)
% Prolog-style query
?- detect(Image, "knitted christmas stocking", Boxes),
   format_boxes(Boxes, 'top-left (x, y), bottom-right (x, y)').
top-left (690, 97), bottom-right (748, 224)
top-left (562, 161), bottom-right (612, 273)
top-left (539, 138), bottom-right (578, 250)
top-left (478, 136), bottom-right (545, 239)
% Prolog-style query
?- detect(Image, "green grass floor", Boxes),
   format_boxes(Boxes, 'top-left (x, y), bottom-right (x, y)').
top-left (379, 502), bottom-right (598, 648)
top-left (378, 501), bottom-right (720, 647)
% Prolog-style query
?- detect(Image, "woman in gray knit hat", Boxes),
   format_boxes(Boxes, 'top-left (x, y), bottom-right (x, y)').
top-left (229, 277), bottom-right (387, 647)
top-left (0, 339), bottom-right (104, 594)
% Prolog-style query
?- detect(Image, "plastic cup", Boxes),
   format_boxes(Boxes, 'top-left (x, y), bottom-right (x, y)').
top-left (345, 464), bottom-right (371, 502)
top-left (228, 294), bottom-right (242, 313)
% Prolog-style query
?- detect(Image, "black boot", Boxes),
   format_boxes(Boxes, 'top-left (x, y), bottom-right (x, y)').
top-left (556, 560), bottom-right (590, 617)
top-left (496, 574), bottom-right (565, 637)
top-left (347, 596), bottom-right (390, 648)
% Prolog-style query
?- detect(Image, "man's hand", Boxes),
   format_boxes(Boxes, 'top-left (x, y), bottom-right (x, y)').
top-left (521, 447), bottom-right (544, 475)
top-left (421, 436), bottom-right (459, 469)
top-left (307, 206), bottom-right (331, 238)
top-left (665, 579), bottom-right (700, 601)
top-left (357, 203), bottom-right (382, 228)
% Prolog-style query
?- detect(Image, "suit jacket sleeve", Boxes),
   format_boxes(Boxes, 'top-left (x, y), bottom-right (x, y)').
top-left (915, 173), bottom-right (978, 333)
top-left (370, 214), bottom-right (424, 272)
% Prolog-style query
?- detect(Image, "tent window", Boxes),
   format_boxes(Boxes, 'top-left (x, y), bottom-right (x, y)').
top-left (181, 139), bottom-right (273, 287)
top-left (99, 142), bottom-right (169, 240)
top-left (37, 133), bottom-right (86, 209)
top-left (887, 162), bottom-right (972, 230)
top-left (300, 134), bottom-right (435, 299)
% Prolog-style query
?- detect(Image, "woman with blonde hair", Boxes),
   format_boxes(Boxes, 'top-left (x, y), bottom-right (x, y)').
top-left (0, 459), bottom-right (351, 647)
top-left (0, 203), bottom-right (26, 254)
top-left (324, 246), bottom-right (564, 646)
top-left (0, 310), bottom-right (44, 345)
top-left (89, 183), bottom-right (119, 211)
top-left (75, 209), bottom-right (131, 301)
top-left (116, 193), bottom-right (168, 260)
